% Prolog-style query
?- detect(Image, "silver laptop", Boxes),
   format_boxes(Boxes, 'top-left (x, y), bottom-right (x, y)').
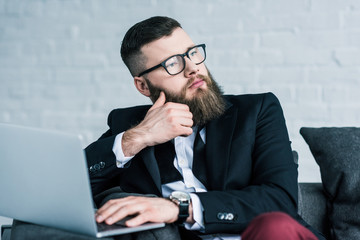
top-left (0, 123), bottom-right (165, 238)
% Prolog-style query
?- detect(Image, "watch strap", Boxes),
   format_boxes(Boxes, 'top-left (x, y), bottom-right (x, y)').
top-left (175, 202), bottom-right (189, 225)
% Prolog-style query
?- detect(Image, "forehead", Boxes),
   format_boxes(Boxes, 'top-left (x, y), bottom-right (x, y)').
top-left (140, 28), bottom-right (195, 67)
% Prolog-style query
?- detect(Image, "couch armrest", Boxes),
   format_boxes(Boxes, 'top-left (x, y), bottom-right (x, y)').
top-left (1, 225), bottom-right (12, 240)
top-left (298, 182), bottom-right (330, 239)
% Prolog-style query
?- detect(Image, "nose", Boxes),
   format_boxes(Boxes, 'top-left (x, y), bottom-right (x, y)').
top-left (183, 57), bottom-right (199, 78)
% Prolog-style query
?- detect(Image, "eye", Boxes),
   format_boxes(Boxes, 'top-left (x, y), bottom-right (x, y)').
top-left (167, 62), bottom-right (177, 68)
top-left (165, 57), bottom-right (180, 69)
top-left (189, 48), bottom-right (198, 57)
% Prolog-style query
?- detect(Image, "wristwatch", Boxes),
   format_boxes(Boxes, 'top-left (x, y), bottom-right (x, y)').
top-left (169, 191), bottom-right (191, 225)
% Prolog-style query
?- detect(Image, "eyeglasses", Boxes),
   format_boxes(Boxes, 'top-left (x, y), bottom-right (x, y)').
top-left (137, 44), bottom-right (206, 77)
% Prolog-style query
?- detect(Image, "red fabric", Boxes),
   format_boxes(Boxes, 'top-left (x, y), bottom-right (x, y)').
top-left (241, 212), bottom-right (318, 240)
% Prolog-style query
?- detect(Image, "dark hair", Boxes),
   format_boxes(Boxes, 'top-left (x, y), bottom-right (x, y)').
top-left (120, 16), bottom-right (182, 77)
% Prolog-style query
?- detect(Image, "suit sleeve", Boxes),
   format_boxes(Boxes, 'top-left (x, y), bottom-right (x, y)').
top-left (196, 93), bottom-right (298, 234)
top-left (85, 110), bottom-right (124, 198)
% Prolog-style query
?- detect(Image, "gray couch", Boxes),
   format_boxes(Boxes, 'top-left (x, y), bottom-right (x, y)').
top-left (299, 127), bottom-right (360, 240)
top-left (1, 151), bottom-right (329, 240)
top-left (298, 183), bottom-right (329, 239)
top-left (4, 127), bottom-right (360, 240)
top-left (1, 183), bottom-right (329, 240)
top-left (1, 182), bottom-right (329, 240)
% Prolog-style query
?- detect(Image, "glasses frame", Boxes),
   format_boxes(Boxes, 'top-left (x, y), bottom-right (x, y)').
top-left (137, 44), bottom-right (206, 77)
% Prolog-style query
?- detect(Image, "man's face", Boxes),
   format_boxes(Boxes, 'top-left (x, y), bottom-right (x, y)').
top-left (139, 27), bottom-right (209, 100)
top-left (135, 27), bottom-right (225, 125)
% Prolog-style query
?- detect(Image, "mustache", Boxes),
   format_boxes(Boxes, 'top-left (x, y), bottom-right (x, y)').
top-left (146, 73), bottom-right (214, 103)
top-left (186, 74), bottom-right (211, 88)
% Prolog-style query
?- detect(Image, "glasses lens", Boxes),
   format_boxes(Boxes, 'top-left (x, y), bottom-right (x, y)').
top-left (188, 46), bottom-right (206, 64)
top-left (165, 56), bottom-right (184, 75)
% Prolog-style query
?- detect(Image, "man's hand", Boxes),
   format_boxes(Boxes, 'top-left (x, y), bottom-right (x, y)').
top-left (122, 92), bottom-right (193, 156)
top-left (95, 196), bottom-right (182, 227)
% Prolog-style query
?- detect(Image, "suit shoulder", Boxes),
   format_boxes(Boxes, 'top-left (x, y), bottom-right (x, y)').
top-left (107, 105), bottom-right (151, 132)
top-left (224, 92), bottom-right (279, 108)
top-left (109, 105), bottom-right (151, 116)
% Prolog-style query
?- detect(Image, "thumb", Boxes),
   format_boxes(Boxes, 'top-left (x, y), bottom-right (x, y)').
top-left (150, 91), bottom-right (166, 110)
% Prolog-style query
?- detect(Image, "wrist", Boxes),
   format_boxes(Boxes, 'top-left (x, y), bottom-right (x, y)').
top-left (122, 127), bottom-right (147, 156)
top-left (169, 191), bottom-right (191, 225)
top-left (186, 201), bottom-right (194, 224)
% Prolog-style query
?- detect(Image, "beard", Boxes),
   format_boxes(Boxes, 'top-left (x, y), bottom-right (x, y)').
top-left (145, 70), bottom-right (226, 126)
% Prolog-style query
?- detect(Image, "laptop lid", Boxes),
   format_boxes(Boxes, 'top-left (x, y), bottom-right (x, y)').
top-left (0, 123), bottom-right (164, 237)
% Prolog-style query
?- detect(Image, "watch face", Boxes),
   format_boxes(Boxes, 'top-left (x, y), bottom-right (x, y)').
top-left (171, 191), bottom-right (191, 202)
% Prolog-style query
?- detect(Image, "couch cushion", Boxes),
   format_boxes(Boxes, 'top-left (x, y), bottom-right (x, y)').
top-left (298, 183), bottom-right (330, 238)
top-left (300, 127), bottom-right (360, 240)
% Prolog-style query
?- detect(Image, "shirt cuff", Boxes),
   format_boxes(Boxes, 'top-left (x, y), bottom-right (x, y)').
top-left (184, 193), bottom-right (205, 231)
top-left (112, 132), bottom-right (134, 168)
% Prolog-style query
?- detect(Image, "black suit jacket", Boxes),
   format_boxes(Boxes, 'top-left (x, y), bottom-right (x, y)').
top-left (85, 93), bottom-right (318, 236)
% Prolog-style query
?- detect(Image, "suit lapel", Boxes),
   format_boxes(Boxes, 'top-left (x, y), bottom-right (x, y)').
top-left (204, 101), bottom-right (238, 190)
top-left (134, 97), bottom-right (238, 193)
top-left (139, 147), bottom-right (162, 195)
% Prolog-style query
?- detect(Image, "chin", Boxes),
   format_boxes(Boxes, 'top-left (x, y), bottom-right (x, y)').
top-left (186, 88), bottom-right (206, 100)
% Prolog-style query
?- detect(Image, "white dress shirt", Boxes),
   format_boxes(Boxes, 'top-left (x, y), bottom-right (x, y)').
top-left (112, 126), bottom-right (241, 240)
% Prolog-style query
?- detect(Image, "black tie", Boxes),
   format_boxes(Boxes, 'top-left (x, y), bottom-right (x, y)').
top-left (154, 141), bottom-right (183, 184)
top-left (192, 127), bottom-right (208, 188)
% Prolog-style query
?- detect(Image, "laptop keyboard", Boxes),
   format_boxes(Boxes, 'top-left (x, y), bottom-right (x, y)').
top-left (97, 217), bottom-right (131, 232)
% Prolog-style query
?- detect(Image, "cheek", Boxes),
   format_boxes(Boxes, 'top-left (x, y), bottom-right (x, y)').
top-left (200, 65), bottom-right (209, 76)
top-left (162, 78), bottom-right (188, 94)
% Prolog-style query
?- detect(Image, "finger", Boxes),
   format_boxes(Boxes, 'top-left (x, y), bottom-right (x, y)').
top-left (179, 126), bottom-right (193, 136)
top-left (96, 199), bottom-right (118, 215)
top-left (163, 102), bottom-right (190, 111)
top-left (96, 202), bottom-right (121, 223)
top-left (172, 116), bottom-right (193, 128)
top-left (125, 212), bottom-right (151, 227)
top-left (104, 207), bottom-right (132, 225)
top-left (149, 91), bottom-right (166, 110)
top-left (105, 201), bottom-right (146, 225)
top-left (96, 198), bottom-right (129, 222)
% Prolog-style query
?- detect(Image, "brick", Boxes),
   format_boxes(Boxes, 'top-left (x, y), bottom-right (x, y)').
top-left (284, 48), bottom-right (332, 65)
top-left (296, 85), bottom-right (322, 103)
top-left (90, 39), bottom-right (120, 54)
top-left (261, 31), bottom-right (302, 48)
top-left (334, 48), bottom-right (360, 66)
top-left (0, 55), bottom-right (37, 67)
top-left (64, 40), bottom-right (91, 54)
top-left (1, 0), bottom-right (360, 188)
top-left (258, 0), bottom-right (309, 15)
top-left (347, 30), bottom-right (360, 46)
top-left (77, 22), bottom-right (125, 39)
top-left (262, 30), bottom-right (347, 49)
top-left (234, 49), bottom-right (283, 66)
top-left (0, 0), bottom-right (5, 14)
top-left (243, 13), bottom-right (340, 32)
top-left (71, 53), bottom-right (107, 67)
top-left (212, 67), bottom-right (256, 84)
top-left (258, 67), bottom-right (304, 84)
top-left (307, 66), bottom-right (360, 83)
top-left (328, 105), bottom-right (360, 124)
top-left (197, 0), bottom-right (259, 19)
top-left (0, 42), bottom-right (22, 56)
top-left (212, 33), bottom-right (258, 50)
top-left (1, 18), bottom-right (72, 40)
top-left (322, 85), bottom-right (351, 103)
top-left (21, 40), bottom-right (56, 56)
top-left (106, 54), bottom-right (125, 68)
top-left (244, 85), bottom-right (294, 103)
top-left (310, 0), bottom-right (360, 12)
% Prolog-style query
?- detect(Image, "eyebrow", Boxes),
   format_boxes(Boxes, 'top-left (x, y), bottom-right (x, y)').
top-left (159, 45), bottom-right (196, 62)
top-left (171, 45), bottom-right (196, 57)
top-left (186, 45), bottom-right (196, 51)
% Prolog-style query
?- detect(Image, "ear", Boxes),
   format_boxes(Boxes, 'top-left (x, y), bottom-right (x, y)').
top-left (134, 76), bottom-right (151, 97)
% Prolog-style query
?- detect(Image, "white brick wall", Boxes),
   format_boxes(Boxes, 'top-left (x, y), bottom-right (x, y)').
top-left (1, 0), bottom-right (360, 227)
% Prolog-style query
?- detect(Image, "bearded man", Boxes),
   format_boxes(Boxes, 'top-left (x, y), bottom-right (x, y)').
top-left (85, 16), bottom-right (325, 240)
